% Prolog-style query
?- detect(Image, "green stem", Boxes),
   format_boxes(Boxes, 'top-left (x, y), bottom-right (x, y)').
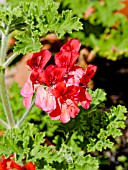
top-left (0, 26), bottom-right (9, 64)
top-left (2, 53), bottom-right (18, 68)
top-left (15, 98), bottom-right (35, 127)
top-left (0, 69), bottom-right (15, 128)
top-left (0, 118), bottom-right (9, 129)
top-left (0, 26), bottom-right (15, 129)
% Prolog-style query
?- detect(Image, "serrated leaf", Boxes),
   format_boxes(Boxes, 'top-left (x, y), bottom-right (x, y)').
top-left (1, 1), bottom-right (83, 55)
top-left (91, 88), bottom-right (107, 106)
top-left (14, 32), bottom-right (42, 54)
top-left (55, 10), bottom-right (83, 38)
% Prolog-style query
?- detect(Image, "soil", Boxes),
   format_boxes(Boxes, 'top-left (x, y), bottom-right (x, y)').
top-left (91, 57), bottom-right (128, 170)
top-left (92, 57), bottom-right (128, 108)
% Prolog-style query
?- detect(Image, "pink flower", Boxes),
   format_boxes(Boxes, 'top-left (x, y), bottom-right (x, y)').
top-left (35, 86), bottom-right (56, 113)
top-left (27, 49), bottom-right (51, 70)
top-left (20, 78), bottom-right (35, 109)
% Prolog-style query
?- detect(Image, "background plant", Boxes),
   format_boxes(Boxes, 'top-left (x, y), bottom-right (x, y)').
top-left (58, 0), bottom-right (128, 60)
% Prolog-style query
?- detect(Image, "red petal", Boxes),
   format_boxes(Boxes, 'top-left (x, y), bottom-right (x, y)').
top-left (27, 50), bottom-right (51, 70)
top-left (10, 161), bottom-right (23, 170)
top-left (61, 39), bottom-right (81, 52)
top-left (23, 162), bottom-right (36, 170)
top-left (49, 99), bottom-right (61, 119)
top-left (55, 51), bottom-right (71, 68)
top-left (79, 88), bottom-right (92, 109)
top-left (81, 65), bottom-right (97, 85)
top-left (52, 82), bottom-right (66, 98)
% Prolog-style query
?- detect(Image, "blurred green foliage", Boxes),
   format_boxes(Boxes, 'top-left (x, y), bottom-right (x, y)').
top-left (58, 0), bottom-right (128, 60)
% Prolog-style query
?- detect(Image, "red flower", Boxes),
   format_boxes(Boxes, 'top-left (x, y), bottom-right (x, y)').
top-left (55, 39), bottom-right (81, 71)
top-left (30, 68), bottom-right (41, 84)
top-left (80, 64), bottom-right (97, 85)
top-left (21, 39), bottom-right (97, 123)
top-left (49, 82), bottom-right (80, 123)
top-left (27, 50), bottom-right (51, 70)
top-left (23, 162), bottom-right (36, 170)
top-left (0, 155), bottom-right (36, 170)
top-left (38, 65), bottom-right (66, 86)
top-left (60, 39), bottom-right (81, 52)
top-left (78, 87), bottom-right (92, 109)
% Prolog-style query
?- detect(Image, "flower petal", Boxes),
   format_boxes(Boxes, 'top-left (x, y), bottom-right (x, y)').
top-left (60, 103), bottom-right (70, 123)
top-left (61, 39), bottom-right (81, 52)
top-left (23, 162), bottom-right (36, 170)
top-left (66, 99), bottom-right (80, 118)
top-left (80, 64), bottom-right (97, 85)
top-left (79, 88), bottom-right (92, 109)
top-left (35, 86), bottom-right (56, 112)
top-left (27, 49), bottom-right (51, 70)
top-left (20, 78), bottom-right (34, 98)
top-left (23, 95), bottom-right (33, 109)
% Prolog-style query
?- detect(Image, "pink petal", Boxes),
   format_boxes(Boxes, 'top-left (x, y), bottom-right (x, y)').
top-left (80, 100), bottom-right (90, 109)
top-left (85, 90), bottom-right (92, 101)
top-left (23, 95), bottom-right (33, 109)
top-left (35, 86), bottom-right (56, 112)
top-left (60, 103), bottom-right (70, 123)
top-left (69, 66), bottom-right (85, 78)
top-left (20, 78), bottom-right (34, 98)
top-left (50, 115), bottom-right (60, 120)
top-left (66, 99), bottom-right (80, 118)
top-left (66, 76), bottom-right (80, 86)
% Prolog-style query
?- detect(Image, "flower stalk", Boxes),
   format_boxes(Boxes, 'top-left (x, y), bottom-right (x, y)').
top-left (0, 26), bottom-right (9, 63)
top-left (0, 26), bottom-right (15, 128)
top-left (0, 69), bottom-right (15, 128)
top-left (0, 118), bottom-right (9, 129)
top-left (2, 52), bottom-right (18, 68)
top-left (16, 98), bottom-right (35, 127)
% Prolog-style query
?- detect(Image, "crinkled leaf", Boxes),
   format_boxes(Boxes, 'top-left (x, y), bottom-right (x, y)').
top-left (89, 88), bottom-right (107, 106)
top-left (1, 0), bottom-right (82, 54)
top-left (14, 32), bottom-right (42, 54)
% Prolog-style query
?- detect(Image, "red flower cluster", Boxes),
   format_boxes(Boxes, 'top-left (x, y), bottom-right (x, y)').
top-left (0, 155), bottom-right (36, 170)
top-left (21, 39), bottom-right (97, 123)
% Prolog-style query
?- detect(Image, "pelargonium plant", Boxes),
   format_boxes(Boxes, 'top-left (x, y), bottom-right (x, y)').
top-left (0, 0), bottom-right (127, 169)
top-left (20, 39), bottom-right (97, 123)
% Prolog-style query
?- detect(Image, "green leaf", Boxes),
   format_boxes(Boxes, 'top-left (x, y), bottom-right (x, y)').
top-left (55, 10), bottom-right (83, 38)
top-left (90, 88), bottom-right (107, 106)
top-left (1, 0), bottom-right (82, 55)
top-left (14, 32), bottom-right (42, 54)
top-left (75, 155), bottom-right (99, 170)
